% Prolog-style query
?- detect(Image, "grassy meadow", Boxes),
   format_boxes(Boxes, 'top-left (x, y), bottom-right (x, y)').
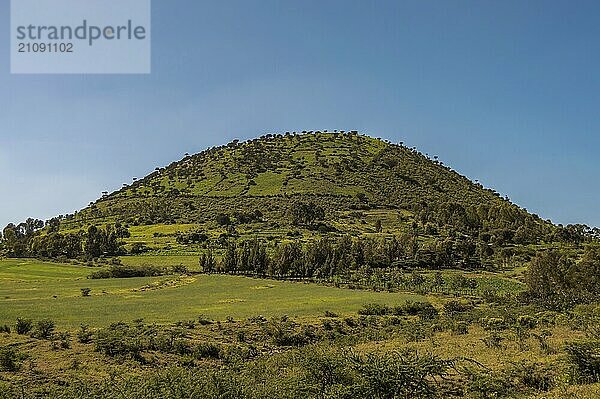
top-left (0, 258), bottom-right (425, 327)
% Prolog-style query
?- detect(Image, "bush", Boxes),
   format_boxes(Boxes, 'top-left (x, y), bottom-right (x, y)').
top-left (517, 315), bottom-right (537, 329)
top-left (565, 340), bottom-right (600, 383)
top-left (89, 264), bottom-right (164, 279)
top-left (350, 350), bottom-right (453, 398)
top-left (482, 332), bottom-right (504, 349)
top-left (173, 339), bottom-right (192, 355)
top-left (443, 300), bottom-right (474, 314)
top-left (94, 323), bottom-right (146, 360)
top-left (451, 322), bottom-right (469, 335)
top-left (403, 323), bottom-right (433, 342)
top-left (52, 332), bottom-right (71, 350)
top-left (171, 264), bottom-right (190, 274)
top-left (81, 287), bottom-right (92, 297)
top-left (482, 317), bottom-right (507, 331)
top-left (533, 330), bottom-right (553, 354)
top-left (466, 369), bottom-right (513, 398)
top-left (33, 319), bottom-right (55, 339)
top-left (506, 361), bottom-right (555, 392)
top-left (198, 315), bottom-right (214, 325)
top-left (130, 242), bottom-right (151, 254)
top-left (77, 324), bottom-right (93, 344)
top-left (194, 342), bottom-right (222, 359)
top-left (216, 213), bottom-right (232, 226)
top-left (401, 301), bottom-right (439, 319)
top-left (268, 322), bottom-right (318, 347)
top-left (359, 303), bottom-right (390, 316)
top-left (15, 318), bottom-right (33, 335)
top-left (0, 325), bottom-right (10, 334)
top-left (0, 347), bottom-right (26, 372)
top-left (176, 320), bottom-right (196, 329)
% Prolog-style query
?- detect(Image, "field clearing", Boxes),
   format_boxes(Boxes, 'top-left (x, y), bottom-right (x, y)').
top-left (0, 259), bottom-right (425, 328)
top-left (119, 254), bottom-right (201, 269)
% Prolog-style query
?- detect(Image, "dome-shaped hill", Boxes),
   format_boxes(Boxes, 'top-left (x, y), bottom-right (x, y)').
top-left (67, 131), bottom-right (548, 238)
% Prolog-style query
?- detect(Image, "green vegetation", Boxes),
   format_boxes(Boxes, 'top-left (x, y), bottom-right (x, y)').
top-left (0, 259), bottom-right (424, 327)
top-left (0, 132), bottom-right (599, 398)
top-left (1, 294), bottom-right (600, 398)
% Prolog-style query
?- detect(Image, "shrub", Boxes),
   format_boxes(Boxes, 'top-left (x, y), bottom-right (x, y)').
top-left (517, 315), bottom-right (537, 329)
top-left (129, 242), bottom-right (151, 254)
top-left (0, 347), bottom-right (26, 372)
top-left (81, 288), bottom-right (92, 297)
top-left (173, 339), bottom-right (192, 355)
top-left (176, 320), bottom-right (196, 329)
top-left (268, 322), bottom-right (317, 347)
top-left (15, 318), bottom-right (33, 335)
top-left (344, 317), bottom-right (358, 327)
top-left (451, 322), bottom-right (469, 335)
top-left (77, 324), bottom-right (93, 344)
top-left (94, 323), bottom-right (145, 360)
top-left (402, 301), bottom-right (439, 320)
top-left (534, 311), bottom-right (557, 327)
top-left (403, 323), bottom-right (433, 342)
top-left (482, 332), bottom-right (504, 349)
top-left (194, 342), bottom-right (222, 359)
top-left (466, 369), bottom-right (513, 398)
top-left (565, 340), bottom-right (600, 383)
top-left (349, 350), bottom-right (454, 399)
top-left (443, 300), bottom-right (474, 314)
top-left (482, 317), bottom-right (507, 331)
top-left (533, 330), bottom-right (553, 354)
top-left (89, 264), bottom-right (164, 279)
top-left (247, 315), bottom-right (267, 324)
top-left (33, 319), bottom-right (55, 339)
top-left (171, 264), bottom-right (189, 274)
top-left (0, 325), bottom-right (10, 334)
top-left (52, 332), bottom-right (71, 350)
top-left (506, 361), bottom-right (555, 392)
top-left (359, 303), bottom-right (390, 316)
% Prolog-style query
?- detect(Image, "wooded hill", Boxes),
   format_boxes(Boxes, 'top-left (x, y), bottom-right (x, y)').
top-left (61, 131), bottom-right (576, 244)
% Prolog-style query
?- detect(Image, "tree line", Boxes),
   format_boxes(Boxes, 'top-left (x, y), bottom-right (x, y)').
top-left (1, 220), bottom-right (129, 259)
top-left (200, 233), bottom-right (500, 278)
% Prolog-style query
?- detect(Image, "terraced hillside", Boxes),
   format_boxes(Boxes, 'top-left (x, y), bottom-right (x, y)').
top-left (65, 132), bottom-right (548, 239)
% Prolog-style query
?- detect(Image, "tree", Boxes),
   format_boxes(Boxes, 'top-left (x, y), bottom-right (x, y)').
top-left (222, 241), bottom-right (238, 273)
top-left (199, 249), bottom-right (217, 273)
top-left (289, 202), bottom-right (325, 226)
top-left (526, 250), bottom-right (577, 308)
top-left (569, 246), bottom-right (600, 298)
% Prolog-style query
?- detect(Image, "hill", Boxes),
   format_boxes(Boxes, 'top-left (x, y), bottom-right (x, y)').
top-left (64, 131), bottom-right (551, 241)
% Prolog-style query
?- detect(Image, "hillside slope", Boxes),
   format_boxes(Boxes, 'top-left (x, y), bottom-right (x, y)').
top-left (64, 131), bottom-right (548, 240)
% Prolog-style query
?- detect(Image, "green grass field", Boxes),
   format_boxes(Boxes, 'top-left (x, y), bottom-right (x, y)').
top-left (0, 259), bottom-right (425, 328)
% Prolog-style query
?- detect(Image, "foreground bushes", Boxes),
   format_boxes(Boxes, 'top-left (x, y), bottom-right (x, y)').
top-left (358, 301), bottom-right (438, 319)
top-left (565, 340), bottom-right (600, 383)
top-left (0, 347), bottom-right (454, 399)
top-left (465, 360), bottom-right (557, 398)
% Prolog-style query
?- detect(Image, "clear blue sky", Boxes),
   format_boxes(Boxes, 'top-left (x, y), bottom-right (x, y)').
top-left (1, 0), bottom-right (599, 228)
